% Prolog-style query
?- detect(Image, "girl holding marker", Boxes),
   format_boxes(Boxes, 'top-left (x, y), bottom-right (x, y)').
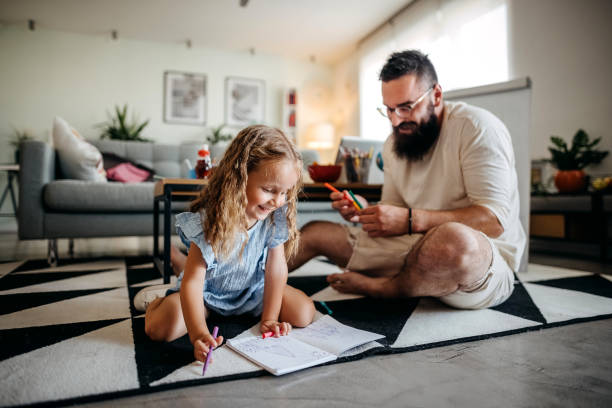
top-left (134, 125), bottom-right (315, 364)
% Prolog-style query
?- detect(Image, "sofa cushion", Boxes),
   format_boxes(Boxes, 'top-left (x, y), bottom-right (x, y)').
top-left (44, 180), bottom-right (192, 212)
top-left (90, 139), bottom-right (201, 178)
top-left (44, 180), bottom-right (154, 212)
top-left (52, 117), bottom-right (107, 182)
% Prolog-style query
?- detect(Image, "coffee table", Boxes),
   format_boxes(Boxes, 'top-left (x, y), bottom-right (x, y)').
top-left (153, 178), bottom-right (382, 283)
top-left (153, 178), bottom-right (208, 283)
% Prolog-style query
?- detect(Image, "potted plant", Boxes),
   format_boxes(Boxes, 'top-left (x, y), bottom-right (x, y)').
top-left (9, 128), bottom-right (36, 164)
top-left (548, 129), bottom-right (608, 193)
top-left (206, 124), bottom-right (233, 160)
top-left (98, 104), bottom-right (150, 142)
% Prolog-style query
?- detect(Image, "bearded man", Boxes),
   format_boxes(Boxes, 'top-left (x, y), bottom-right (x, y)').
top-left (289, 50), bottom-right (526, 309)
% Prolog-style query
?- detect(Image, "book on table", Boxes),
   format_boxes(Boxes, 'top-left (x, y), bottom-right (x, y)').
top-left (226, 315), bottom-right (385, 376)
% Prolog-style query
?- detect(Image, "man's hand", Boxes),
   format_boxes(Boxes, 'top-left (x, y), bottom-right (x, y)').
top-left (330, 191), bottom-right (367, 222)
top-left (358, 204), bottom-right (410, 237)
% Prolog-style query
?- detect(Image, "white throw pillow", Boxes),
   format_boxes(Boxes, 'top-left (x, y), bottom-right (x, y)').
top-left (52, 117), bottom-right (106, 182)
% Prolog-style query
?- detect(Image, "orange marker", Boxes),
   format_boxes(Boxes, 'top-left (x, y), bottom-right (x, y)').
top-left (324, 182), bottom-right (360, 211)
top-left (323, 182), bottom-right (340, 193)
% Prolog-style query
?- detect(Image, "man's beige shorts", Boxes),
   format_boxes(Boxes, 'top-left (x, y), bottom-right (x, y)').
top-left (344, 226), bottom-right (514, 309)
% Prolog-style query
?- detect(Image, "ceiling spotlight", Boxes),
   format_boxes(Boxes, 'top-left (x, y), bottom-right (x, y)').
top-left (249, 47), bottom-right (255, 55)
top-left (186, 39), bottom-right (192, 48)
top-left (28, 19), bottom-right (35, 31)
top-left (240, 0), bottom-right (249, 7)
top-left (111, 30), bottom-right (118, 40)
top-left (309, 55), bottom-right (316, 63)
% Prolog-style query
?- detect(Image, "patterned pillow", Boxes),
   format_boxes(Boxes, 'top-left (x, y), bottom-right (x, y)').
top-left (52, 117), bottom-right (106, 182)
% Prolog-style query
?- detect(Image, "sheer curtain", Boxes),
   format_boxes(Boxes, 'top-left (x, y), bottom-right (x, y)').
top-left (359, 0), bottom-right (508, 140)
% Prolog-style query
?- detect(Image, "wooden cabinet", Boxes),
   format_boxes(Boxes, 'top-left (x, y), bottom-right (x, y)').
top-left (530, 192), bottom-right (610, 261)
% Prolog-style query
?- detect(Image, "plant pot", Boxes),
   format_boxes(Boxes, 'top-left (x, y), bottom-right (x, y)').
top-left (554, 169), bottom-right (587, 193)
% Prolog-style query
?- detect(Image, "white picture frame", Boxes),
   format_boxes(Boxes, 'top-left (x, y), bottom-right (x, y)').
top-left (225, 76), bottom-right (265, 127)
top-left (164, 71), bottom-right (207, 125)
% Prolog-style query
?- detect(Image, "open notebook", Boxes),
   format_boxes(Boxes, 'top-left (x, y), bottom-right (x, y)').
top-left (226, 315), bottom-right (385, 376)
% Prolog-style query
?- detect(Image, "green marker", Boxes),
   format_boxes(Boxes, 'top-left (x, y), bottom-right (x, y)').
top-left (347, 190), bottom-right (363, 210)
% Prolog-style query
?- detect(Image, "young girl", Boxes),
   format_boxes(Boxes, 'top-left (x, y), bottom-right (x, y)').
top-left (134, 125), bottom-right (315, 363)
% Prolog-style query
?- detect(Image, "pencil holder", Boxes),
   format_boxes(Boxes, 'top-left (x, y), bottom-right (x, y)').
top-left (345, 156), bottom-right (370, 183)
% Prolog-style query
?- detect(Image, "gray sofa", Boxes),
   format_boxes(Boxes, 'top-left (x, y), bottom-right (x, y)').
top-left (18, 139), bottom-right (337, 263)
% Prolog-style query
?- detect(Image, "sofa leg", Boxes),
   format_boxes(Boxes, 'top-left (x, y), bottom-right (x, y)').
top-left (68, 239), bottom-right (74, 258)
top-left (47, 239), bottom-right (58, 267)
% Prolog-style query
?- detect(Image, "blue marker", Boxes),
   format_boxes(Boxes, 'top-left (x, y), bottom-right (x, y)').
top-left (319, 301), bottom-right (333, 315)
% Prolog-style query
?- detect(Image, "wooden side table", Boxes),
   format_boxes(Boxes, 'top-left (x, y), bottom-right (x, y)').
top-left (299, 182), bottom-right (382, 202)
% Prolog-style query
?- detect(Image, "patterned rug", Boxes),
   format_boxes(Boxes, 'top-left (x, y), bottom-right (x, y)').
top-left (1, 256), bottom-right (612, 407)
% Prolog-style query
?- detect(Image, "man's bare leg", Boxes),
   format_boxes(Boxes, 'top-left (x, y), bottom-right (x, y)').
top-left (327, 222), bottom-right (492, 298)
top-left (288, 221), bottom-right (353, 271)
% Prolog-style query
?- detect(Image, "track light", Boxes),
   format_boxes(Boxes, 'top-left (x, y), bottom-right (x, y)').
top-left (240, 0), bottom-right (249, 7)
top-left (186, 39), bottom-right (192, 48)
top-left (111, 30), bottom-right (118, 40)
top-left (28, 19), bottom-right (35, 31)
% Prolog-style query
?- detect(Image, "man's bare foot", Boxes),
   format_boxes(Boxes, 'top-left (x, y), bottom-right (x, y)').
top-left (326, 271), bottom-right (396, 298)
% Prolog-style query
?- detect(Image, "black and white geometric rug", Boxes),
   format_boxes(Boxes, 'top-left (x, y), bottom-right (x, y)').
top-left (1, 256), bottom-right (612, 407)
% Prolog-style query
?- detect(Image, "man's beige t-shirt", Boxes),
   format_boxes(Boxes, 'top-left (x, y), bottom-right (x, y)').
top-left (381, 101), bottom-right (526, 271)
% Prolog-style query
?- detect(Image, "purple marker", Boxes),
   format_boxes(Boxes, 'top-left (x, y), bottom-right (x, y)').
top-left (202, 326), bottom-right (219, 376)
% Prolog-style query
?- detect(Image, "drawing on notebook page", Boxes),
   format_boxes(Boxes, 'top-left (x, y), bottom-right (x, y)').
top-left (226, 315), bottom-right (385, 375)
top-left (240, 340), bottom-right (297, 358)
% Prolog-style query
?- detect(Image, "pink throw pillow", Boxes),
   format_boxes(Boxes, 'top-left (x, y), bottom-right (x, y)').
top-left (106, 162), bottom-right (151, 183)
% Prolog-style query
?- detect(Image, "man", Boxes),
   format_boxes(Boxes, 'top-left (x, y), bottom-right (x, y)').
top-left (289, 50), bottom-right (525, 309)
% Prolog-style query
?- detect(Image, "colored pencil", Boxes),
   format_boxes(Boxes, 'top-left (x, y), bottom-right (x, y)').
top-left (202, 326), bottom-right (219, 376)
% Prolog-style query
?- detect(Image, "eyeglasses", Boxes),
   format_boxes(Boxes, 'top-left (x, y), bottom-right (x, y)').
top-left (377, 86), bottom-right (434, 119)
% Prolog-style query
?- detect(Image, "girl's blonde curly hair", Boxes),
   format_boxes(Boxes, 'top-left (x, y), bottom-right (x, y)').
top-left (190, 125), bottom-right (303, 261)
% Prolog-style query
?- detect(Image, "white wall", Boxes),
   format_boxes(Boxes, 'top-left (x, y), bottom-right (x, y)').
top-left (508, 0), bottom-right (612, 174)
top-left (0, 24), bottom-right (337, 218)
top-left (0, 25), bottom-right (333, 159)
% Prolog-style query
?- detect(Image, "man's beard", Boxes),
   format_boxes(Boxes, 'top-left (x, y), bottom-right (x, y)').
top-left (392, 103), bottom-right (440, 161)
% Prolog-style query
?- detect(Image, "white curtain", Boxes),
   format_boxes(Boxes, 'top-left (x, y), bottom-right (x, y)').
top-left (359, 0), bottom-right (508, 140)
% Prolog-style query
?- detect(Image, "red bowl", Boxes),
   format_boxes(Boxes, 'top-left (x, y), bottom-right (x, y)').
top-left (308, 164), bottom-right (342, 183)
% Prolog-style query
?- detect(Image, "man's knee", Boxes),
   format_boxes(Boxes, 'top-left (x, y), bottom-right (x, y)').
top-left (300, 220), bottom-right (343, 249)
top-left (418, 222), bottom-right (487, 273)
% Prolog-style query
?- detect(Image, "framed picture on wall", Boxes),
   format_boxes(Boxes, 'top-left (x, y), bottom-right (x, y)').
top-left (225, 76), bottom-right (265, 127)
top-left (164, 71), bottom-right (207, 125)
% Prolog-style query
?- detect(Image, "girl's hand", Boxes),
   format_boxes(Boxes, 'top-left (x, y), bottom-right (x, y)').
top-left (192, 332), bottom-right (224, 363)
top-left (260, 320), bottom-right (292, 337)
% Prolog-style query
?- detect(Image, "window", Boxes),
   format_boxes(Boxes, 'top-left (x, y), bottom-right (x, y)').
top-left (359, 0), bottom-right (508, 140)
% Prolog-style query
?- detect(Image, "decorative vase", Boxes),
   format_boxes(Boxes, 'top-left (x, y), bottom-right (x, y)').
top-left (554, 169), bottom-right (587, 193)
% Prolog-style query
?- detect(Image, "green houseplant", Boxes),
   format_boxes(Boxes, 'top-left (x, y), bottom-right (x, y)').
top-left (548, 129), bottom-right (608, 193)
top-left (206, 124), bottom-right (233, 145)
top-left (98, 104), bottom-right (150, 142)
top-left (206, 124), bottom-right (233, 160)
